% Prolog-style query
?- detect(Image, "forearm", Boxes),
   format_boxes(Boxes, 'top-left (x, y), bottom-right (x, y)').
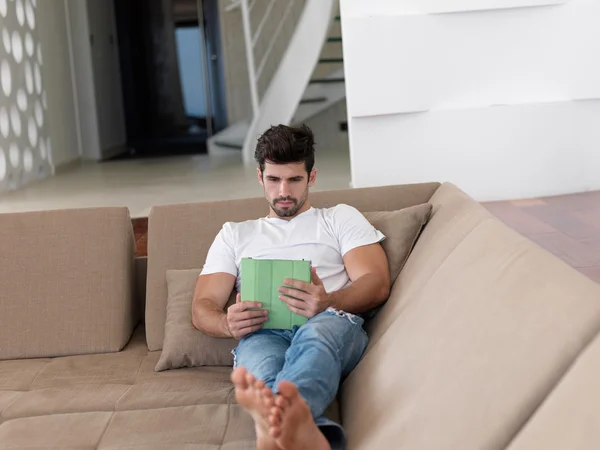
top-left (191, 297), bottom-right (231, 338)
top-left (327, 273), bottom-right (390, 314)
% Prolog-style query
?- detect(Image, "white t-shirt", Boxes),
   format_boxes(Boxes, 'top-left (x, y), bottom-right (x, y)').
top-left (200, 204), bottom-right (386, 294)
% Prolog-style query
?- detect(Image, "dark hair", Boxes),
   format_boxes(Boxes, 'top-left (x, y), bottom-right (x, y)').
top-left (254, 124), bottom-right (315, 174)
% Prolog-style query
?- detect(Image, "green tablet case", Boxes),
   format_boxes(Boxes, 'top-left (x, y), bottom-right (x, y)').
top-left (240, 258), bottom-right (311, 330)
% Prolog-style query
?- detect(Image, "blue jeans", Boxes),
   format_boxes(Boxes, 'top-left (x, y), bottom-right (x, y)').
top-left (232, 307), bottom-right (369, 450)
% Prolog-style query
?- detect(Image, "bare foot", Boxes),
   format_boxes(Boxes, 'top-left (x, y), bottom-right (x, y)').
top-left (268, 381), bottom-right (331, 450)
top-left (232, 367), bottom-right (280, 450)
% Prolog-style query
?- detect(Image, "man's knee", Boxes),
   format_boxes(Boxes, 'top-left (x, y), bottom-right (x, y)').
top-left (233, 331), bottom-right (288, 386)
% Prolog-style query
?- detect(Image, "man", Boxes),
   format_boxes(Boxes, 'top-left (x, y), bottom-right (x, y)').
top-left (191, 124), bottom-right (390, 450)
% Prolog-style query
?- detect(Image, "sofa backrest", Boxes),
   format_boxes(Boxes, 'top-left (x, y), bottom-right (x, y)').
top-left (145, 182), bottom-right (440, 351)
top-left (0, 207), bottom-right (137, 360)
top-left (341, 183), bottom-right (600, 450)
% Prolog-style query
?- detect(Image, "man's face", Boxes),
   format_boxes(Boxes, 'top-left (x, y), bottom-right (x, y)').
top-left (258, 161), bottom-right (316, 218)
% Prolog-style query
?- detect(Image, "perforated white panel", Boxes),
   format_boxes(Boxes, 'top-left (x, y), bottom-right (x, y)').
top-left (0, 0), bottom-right (51, 193)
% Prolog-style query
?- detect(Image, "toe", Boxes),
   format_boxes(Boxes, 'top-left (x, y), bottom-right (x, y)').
top-left (262, 389), bottom-right (275, 408)
top-left (245, 372), bottom-right (256, 387)
top-left (231, 367), bottom-right (248, 389)
top-left (275, 395), bottom-right (288, 409)
top-left (269, 424), bottom-right (282, 439)
top-left (278, 381), bottom-right (299, 401)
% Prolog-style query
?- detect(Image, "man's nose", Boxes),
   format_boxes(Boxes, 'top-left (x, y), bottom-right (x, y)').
top-left (279, 181), bottom-right (290, 197)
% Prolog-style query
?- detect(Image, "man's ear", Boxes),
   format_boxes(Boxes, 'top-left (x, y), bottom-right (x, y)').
top-left (257, 168), bottom-right (264, 186)
top-left (308, 169), bottom-right (317, 187)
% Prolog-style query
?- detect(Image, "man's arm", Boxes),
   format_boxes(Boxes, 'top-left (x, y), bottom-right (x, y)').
top-left (328, 242), bottom-right (390, 313)
top-left (279, 242), bottom-right (390, 317)
top-left (192, 273), bottom-right (268, 339)
top-left (191, 273), bottom-right (236, 338)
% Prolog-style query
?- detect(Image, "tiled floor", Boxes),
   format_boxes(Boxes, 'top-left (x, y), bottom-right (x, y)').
top-left (482, 191), bottom-right (600, 284)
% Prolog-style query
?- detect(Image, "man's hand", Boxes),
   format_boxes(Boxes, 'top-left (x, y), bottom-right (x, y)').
top-left (278, 268), bottom-right (331, 319)
top-left (226, 294), bottom-right (269, 340)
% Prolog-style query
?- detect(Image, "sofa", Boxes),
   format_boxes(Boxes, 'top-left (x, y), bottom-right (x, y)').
top-left (1, 181), bottom-right (599, 449)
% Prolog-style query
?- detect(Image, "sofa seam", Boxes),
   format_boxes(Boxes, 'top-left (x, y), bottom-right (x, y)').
top-left (218, 386), bottom-right (236, 449)
top-left (130, 354), bottom-right (146, 386)
top-left (0, 400), bottom-right (234, 425)
top-left (0, 391), bottom-right (24, 423)
top-left (95, 356), bottom-right (139, 450)
top-left (502, 318), bottom-right (600, 450)
top-left (94, 411), bottom-right (115, 450)
top-left (26, 360), bottom-right (51, 391)
top-left (92, 356), bottom-right (145, 447)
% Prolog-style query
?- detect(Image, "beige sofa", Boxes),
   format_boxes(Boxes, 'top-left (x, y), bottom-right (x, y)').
top-left (1, 182), bottom-right (599, 449)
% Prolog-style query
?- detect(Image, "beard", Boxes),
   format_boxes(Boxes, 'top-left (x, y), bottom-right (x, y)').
top-left (270, 189), bottom-right (308, 218)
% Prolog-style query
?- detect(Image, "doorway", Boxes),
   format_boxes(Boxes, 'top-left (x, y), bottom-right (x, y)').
top-left (113, 0), bottom-right (227, 158)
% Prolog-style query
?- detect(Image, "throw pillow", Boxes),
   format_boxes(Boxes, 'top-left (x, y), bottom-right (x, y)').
top-left (363, 203), bottom-right (432, 285)
top-left (155, 268), bottom-right (237, 371)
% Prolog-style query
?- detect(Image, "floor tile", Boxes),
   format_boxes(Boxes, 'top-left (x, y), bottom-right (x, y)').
top-left (524, 204), bottom-right (600, 241)
top-left (526, 232), bottom-right (600, 268)
top-left (483, 202), bottom-right (557, 234)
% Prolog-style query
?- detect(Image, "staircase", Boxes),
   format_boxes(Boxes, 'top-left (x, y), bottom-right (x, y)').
top-left (291, 13), bottom-right (346, 126)
top-left (208, 1), bottom-right (344, 163)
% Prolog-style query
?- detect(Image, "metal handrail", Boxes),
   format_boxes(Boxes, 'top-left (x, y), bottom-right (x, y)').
top-left (256, 0), bottom-right (296, 80)
top-left (225, 0), bottom-right (299, 117)
top-left (251, 0), bottom-right (277, 46)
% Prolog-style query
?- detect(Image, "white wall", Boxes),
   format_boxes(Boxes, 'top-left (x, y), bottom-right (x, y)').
top-left (66, 0), bottom-right (126, 161)
top-left (37, 0), bottom-right (80, 168)
top-left (86, 0), bottom-right (126, 156)
top-left (66, 0), bottom-right (100, 161)
top-left (340, 0), bottom-right (600, 201)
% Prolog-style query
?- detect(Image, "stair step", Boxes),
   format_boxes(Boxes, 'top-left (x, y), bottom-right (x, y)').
top-left (213, 140), bottom-right (242, 150)
top-left (309, 78), bottom-right (345, 84)
top-left (300, 97), bottom-right (328, 104)
top-left (318, 58), bottom-right (343, 64)
top-left (327, 37), bottom-right (342, 43)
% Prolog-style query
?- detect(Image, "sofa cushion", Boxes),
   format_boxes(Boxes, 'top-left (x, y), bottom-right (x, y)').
top-left (364, 203), bottom-right (432, 285)
top-left (506, 331), bottom-right (600, 450)
top-left (154, 269), bottom-right (237, 371)
top-left (0, 207), bottom-right (137, 360)
top-left (341, 196), bottom-right (600, 450)
top-left (2, 384), bottom-right (131, 421)
top-left (0, 325), bottom-right (339, 448)
top-left (146, 182), bottom-right (440, 351)
top-left (0, 326), bottom-right (260, 448)
top-left (0, 359), bottom-right (51, 391)
top-left (0, 412), bottom-right (114, 448)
